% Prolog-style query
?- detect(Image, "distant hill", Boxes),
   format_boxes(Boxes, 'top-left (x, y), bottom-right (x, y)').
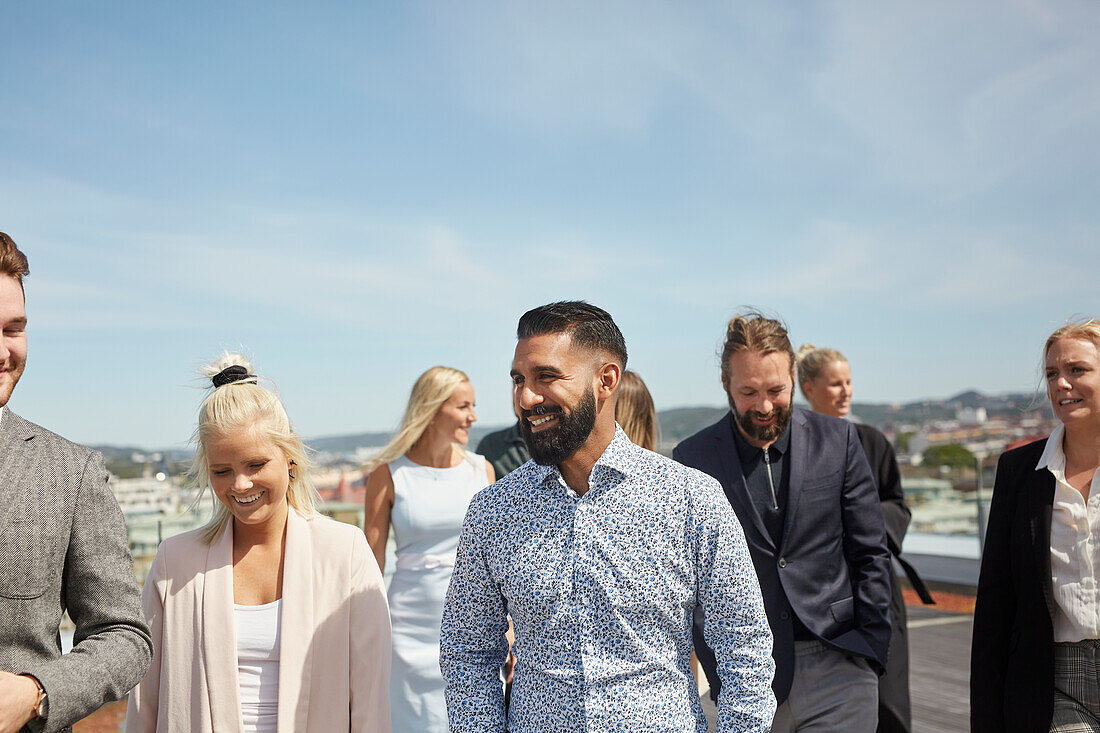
top-left (97, 389), bottom-right (1052, 462)
top-left (306, 430), bottom-right (393, 453)
top-left (658, 406), bottom-right (727, 444)
top-left (88, 444), bottom-right (192, 479)
top-left (306, 426), bottom-right (502, 454)
top-left (850, 390), bottom-right (1049, 428)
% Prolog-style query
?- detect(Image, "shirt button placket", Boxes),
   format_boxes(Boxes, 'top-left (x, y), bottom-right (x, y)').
top-left (574, 494), bottom-right (596, 692)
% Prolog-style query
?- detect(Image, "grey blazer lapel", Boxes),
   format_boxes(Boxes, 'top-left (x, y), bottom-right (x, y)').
top-left (0, 410), bottom-right (37, 539)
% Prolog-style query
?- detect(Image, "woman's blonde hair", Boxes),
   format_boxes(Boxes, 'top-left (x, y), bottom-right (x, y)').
top-left (189, 352), bottom-right (320, 545)
top-left (615, 370), bottom-right (659, 451)
top-left (1044, 318), bottom-right (1100, 360)
top-left (365, 366), bottom-right (472, 471)
top-left (794, 343), bottom-right (848, 399)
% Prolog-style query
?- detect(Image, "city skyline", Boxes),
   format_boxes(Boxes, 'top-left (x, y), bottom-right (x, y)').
top-left (1, 2), bottom-right (1097, 447)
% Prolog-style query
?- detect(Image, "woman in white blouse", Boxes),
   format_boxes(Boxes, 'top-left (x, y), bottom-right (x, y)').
top-left (126, 354), bottom-right (391, 732)
top-left (973, 319), bottom-right (1100, 732)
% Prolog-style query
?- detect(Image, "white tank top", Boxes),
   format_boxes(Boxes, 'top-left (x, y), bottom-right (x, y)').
top-left (388, 452), bottom-right (489, 571)
top-left (235, 599), bottom-right (282, 733)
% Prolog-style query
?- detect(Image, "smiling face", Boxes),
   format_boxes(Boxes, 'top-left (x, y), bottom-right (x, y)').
top-left (429, 381), bottom-right (478, 445)
top-left (1045, 336), bottom-right (1100, 432)
top-left (206, 424), bottom-right (291, 532)
top-left (511, 332), bottom-right (601, 466)
top-left (803, 359), bottom-right (853, 418)
top-left (725, 349), bottom-right (795, 448)
top-left (0, 275), bottom-right (27, 408)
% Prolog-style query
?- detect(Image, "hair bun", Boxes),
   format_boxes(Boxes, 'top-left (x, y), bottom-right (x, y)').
top-left (727, 315), bottom-right (748, 335)
top-left (211, 365), bottom-right (254, 388)
top-left (201, 352), bottom-right (257, 388)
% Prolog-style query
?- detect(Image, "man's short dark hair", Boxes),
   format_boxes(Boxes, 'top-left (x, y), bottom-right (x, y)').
top-left (0, 232), bottom-right (29, 285)
top-left (517, 301), bottom-right (628, 368)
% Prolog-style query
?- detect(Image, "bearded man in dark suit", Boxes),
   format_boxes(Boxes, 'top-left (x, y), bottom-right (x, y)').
top-left (0, 232), bottom-right (151, 733)
top-left (674, 310), bottom-right (891, 732)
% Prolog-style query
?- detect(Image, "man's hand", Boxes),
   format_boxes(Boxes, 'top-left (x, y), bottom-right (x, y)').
top-left (505, 617), bottom-right (517, 683)
top-left (0, 671), bottom-right (40, 733)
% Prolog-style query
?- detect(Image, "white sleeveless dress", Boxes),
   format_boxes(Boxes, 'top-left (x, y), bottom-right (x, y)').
top-left (388, 452), bottom-right (489, 732)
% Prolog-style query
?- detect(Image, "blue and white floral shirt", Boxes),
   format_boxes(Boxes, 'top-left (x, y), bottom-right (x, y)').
top-left (440, 426), bottom-right (776, 732)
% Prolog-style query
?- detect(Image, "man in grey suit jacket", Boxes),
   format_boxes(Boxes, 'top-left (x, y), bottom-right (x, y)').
top-left (0, 232), bottom-right (151, 733)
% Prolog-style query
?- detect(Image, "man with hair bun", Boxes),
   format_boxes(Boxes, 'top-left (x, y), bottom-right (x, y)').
top-left (441, 301), bottom-right (776, 732)
top-left (674, 309), bottom-right (892, 732)
top-left (0, 232), bottom-right (151, 732)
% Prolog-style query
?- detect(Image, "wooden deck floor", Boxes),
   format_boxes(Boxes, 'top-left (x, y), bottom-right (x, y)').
top-left (698, 605), bottom-right (974, 732)
top-left (909, 606), bottom-right (972, 733)
top-left (82, 607), bottom-right (977, 732)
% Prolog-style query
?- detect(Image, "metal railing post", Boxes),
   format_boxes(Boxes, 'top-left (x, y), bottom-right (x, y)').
top-left (975, 454), bottom-right (987, 555)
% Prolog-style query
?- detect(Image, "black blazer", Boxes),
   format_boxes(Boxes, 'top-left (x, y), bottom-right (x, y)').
top-left (674, 408), bottom-right (892, 703)
top-left (971, 438), bottom-right (1056, 732)
top-left (855, 423), bottom-right (911, 556)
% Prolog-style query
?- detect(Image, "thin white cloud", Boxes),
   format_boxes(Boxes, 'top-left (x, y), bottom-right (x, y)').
top-left (652, 217), bottom-right (1097, 313)
top-left (812, 0), bottom-right (1100, 197)
top-left (422, 2), bottom-right (804, 139)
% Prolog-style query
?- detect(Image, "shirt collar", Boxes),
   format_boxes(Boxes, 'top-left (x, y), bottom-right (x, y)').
top-left (1036, 423), bottom-right (1066, 474)
top-left (595, 425), bottom-right (641, 477)
top-left (529, 424), bottom-right (637, 490)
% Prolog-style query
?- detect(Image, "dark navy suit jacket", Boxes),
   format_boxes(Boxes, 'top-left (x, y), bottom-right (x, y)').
top-left (673, 408), bottom-right (892, 704)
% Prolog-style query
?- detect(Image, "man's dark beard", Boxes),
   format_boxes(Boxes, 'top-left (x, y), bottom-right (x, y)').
top-left (728, 393), bottom-right (792, 444)
top-left (520, 388), bottom-right (597, 466)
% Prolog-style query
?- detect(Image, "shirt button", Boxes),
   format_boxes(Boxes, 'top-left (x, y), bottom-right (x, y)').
top-left (781, 611), bottom-right (790, 620)
top-left (778, 558), bottom-right (787, 568)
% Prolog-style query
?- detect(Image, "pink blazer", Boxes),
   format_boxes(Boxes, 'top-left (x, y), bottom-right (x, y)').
top-left (125, 509), bottom-right (391, 732)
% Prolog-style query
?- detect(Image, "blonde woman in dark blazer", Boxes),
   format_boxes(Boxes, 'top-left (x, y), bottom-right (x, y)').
top-left (972, 319), bottom-right (1100, 732)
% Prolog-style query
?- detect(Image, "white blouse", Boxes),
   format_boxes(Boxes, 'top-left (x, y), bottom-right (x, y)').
top-left (1037, 424), bottom-right (1100, 642)
top-left (234, 599), bottom-right (282, 733)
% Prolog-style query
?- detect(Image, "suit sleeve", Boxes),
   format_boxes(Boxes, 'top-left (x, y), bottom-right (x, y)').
top-left (870, 434), bottom-right (911, 554)
top-left (694, 478), bottom-right (777, 733)
top-left (840, 424), bottom-right (893, 671)
top-left (439, 500), bottom-right (510, 732)
top-left (24, 451), bottom-right (152, 733)
top-left (124, 548), bottom-right (167, 733)
top-left (970, 452), bottom-right (1017, 732)
top-left (349, 530), bottom-right (392, 733)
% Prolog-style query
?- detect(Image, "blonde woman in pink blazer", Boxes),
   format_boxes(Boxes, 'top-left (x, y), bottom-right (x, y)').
top-left (125, 354), bottom-right (391, 733)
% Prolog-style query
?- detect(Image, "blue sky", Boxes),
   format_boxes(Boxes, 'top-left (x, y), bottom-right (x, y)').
top-left (1, 1), bottom-right (1098, 448)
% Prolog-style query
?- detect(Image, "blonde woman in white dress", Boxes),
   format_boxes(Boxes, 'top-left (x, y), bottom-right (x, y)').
top-left (364, 366), bottom-right (495, 732)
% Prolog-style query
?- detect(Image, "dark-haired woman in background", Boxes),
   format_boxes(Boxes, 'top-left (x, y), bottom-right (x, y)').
top-left (972, 319), bottom-right (1100, 732)
top-left (796, 343), bottom-right (916, 733)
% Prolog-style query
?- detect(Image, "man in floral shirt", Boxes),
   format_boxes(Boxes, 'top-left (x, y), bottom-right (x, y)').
top-left (441, 301), bottom-right (775, 732)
